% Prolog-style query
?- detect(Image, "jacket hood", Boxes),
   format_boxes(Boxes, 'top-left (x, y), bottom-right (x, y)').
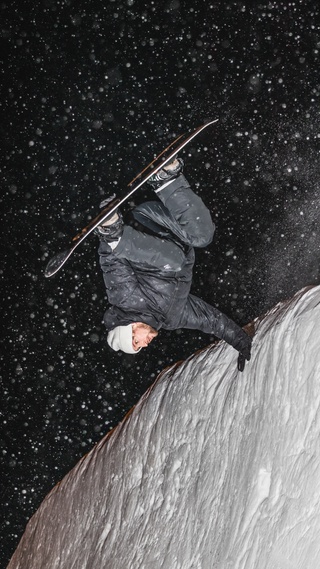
top-left (103, 306), bottom-right (161, 332)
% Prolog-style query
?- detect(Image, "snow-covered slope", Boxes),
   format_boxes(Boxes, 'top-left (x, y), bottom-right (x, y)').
top-left (8, 286), bottom-right (320, 569)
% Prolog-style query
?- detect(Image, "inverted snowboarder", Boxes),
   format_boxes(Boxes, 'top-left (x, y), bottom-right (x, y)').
top-left (95, 158), bottom-right (252, 369)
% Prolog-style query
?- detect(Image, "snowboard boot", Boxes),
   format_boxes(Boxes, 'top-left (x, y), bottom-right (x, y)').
top-left (94, 194), bottom-right (124, 244)
top-left (148, 157), bottom-right (184, 191)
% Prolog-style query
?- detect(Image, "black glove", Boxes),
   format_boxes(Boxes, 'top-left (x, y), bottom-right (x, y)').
top-left (236, 334), bottom-right (252, 372)
top-left (208, 307), bottom-right (252, 372)
top-left (240, 338), bottom-right (252, 361)
top-left (237, 353), bottom-right (246, 372)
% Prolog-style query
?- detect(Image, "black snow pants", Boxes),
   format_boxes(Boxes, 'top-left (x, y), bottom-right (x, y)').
top-left (113, 174), bottom-right (215, 271)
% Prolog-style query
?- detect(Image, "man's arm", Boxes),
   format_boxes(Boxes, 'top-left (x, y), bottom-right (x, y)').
top-left (176, 294), bottom-right (252, 361)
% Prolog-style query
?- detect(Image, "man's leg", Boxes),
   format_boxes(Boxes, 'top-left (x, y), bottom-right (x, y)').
top-left (148, 163), bottom-right (215, 248)
top-left (96, 216), bottom-right (187, 273)
top-left (95, 160), bottom-right (214, 269)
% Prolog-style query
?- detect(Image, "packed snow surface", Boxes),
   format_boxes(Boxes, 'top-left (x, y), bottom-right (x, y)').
top-left (8, 286), bottom-right (320, 569)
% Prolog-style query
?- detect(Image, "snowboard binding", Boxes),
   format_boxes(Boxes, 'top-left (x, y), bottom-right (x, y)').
top-left (148, 157), bottom-right (184, 190)
top-left (94, 194), bottom-right (124, 243)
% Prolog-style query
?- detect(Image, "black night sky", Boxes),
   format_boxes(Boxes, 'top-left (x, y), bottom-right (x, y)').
top-left (1, 1), bottom-right (320, 565)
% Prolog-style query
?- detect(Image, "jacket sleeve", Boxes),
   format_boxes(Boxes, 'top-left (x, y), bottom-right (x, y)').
top-left (177, 294), bottom-right (252, 359)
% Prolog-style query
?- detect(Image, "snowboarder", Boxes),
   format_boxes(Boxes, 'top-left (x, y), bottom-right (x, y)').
top-left (95, 158), bottom-right (252, 368)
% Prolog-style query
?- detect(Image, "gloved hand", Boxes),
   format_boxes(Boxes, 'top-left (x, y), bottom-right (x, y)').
top-left (239, 338), bottom-right (252, 361)
top-left (209, 307), bottom-right (252, 372)
top-left (236, 334), bottom-right (252, 372)
top-left (237, 354), bottom-right (246, 372)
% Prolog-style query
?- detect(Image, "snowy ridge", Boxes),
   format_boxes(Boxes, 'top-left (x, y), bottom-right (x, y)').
top-left (8, 286), bottom-right (320, 569)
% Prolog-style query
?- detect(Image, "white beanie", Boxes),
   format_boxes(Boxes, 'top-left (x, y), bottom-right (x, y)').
top-left (107, 324), bottom-right (141, 354)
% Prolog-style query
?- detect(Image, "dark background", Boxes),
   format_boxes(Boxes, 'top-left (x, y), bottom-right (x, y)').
top-left (1, 1), bottom-right (320, 565)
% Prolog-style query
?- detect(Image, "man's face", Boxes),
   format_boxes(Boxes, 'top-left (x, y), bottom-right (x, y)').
top-left (132, 322), bottom-right (158, 351)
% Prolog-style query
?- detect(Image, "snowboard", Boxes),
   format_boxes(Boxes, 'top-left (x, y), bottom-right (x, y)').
top-left (44, 118), bottom-right (219, 278)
